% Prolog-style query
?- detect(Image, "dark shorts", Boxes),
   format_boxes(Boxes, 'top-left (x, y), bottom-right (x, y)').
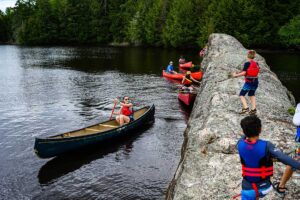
top-left (129, 115), bottom-right (134, 122)
top-left (241, 179), bottom-right (272, 200)
top-left (239, 81), bottom-right (259, 96)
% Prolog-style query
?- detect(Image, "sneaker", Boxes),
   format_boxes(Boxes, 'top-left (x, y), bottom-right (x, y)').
top-left (272, 182), bottom-right (287, 198)
top-left (239, 107), bottom-right (249, 114)
top-left (249, 109), bottom-right (257, 115)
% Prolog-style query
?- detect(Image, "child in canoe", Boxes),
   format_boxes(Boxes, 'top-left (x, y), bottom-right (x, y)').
top-left (181, 71), bottom-right (200, 92)
top-left (166, 61), bottom-right (178, 74)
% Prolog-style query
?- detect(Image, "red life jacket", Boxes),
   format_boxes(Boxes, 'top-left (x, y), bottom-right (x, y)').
top-left (179, 58), bottom-right (186, 64)
top-left (183, 75), bottom-right (192, 86)
top-left (245, 60), bottom-right (260, 79)
top-left (121, 105), bottom-right (132, 116)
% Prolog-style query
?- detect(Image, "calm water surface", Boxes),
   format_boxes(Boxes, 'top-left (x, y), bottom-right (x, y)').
top-left (259, 51), bottom-right (300, 103)
top-left (0, 46), bottom-right (299, 200)
top-left (0, 46), bottom-right (193, 200)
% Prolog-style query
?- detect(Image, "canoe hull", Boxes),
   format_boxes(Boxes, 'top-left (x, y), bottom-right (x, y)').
top-left (178, 92), bottom-right (196, 106)
top-left (162, 70), bottom-right (202, 81)
top-left (179, 61), bottom-right (193, 70)
top-left (34, 105), bottom-right (155, 158)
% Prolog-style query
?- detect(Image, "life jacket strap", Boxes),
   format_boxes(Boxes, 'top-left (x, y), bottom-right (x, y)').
top-left (245, 76), bottom-right (258, 79)
top-left (242, 165), bottom-right (273, 179)
top-left (251, 183), bottom-right (259, 198)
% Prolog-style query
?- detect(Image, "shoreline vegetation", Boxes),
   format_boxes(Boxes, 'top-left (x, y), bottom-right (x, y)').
top-left (0, 0), bottom-right (299, 49)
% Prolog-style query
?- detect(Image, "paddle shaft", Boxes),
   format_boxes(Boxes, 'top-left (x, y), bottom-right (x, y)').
top-left (110, 101), bottom-right (117, 120)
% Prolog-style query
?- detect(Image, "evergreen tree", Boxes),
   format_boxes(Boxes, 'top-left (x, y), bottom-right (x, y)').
top-left (0, 0), bottom-right (299, 48)
top-left (279, 15), bottom-right (300, 47)
top-left (163, 0), bottom-right (208, 47)
top-left (0, 11), bottom-right (8, 42)
top-left (143, 0), bottom-right (166, 46)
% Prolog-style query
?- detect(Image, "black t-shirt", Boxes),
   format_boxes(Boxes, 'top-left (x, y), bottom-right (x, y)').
top-left (242, 62), bottom-right (251, 71)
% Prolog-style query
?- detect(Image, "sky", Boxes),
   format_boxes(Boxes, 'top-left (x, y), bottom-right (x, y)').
top-left (0, 0), bottom-right (16, 12)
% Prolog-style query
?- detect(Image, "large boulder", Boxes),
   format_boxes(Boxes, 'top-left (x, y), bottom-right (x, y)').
top-left (167, 33), bottom-right (299, 200)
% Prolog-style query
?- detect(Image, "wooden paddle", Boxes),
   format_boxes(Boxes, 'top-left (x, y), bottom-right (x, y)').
top-left (109, 100), bottom-right (117, 120)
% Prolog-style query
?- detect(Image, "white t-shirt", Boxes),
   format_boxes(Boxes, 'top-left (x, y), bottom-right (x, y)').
top-left (293, 103), bottom-right (300, 126)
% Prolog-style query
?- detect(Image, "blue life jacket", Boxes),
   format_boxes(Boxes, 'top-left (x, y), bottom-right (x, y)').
top-left (166, 65), bottom-right (174, 73)
top-left (297, 126), bottom-right (300, 137)
top-left (238, 139), bottom-right (273, 183)
top-left (296, 126), bottom-right (300, 142)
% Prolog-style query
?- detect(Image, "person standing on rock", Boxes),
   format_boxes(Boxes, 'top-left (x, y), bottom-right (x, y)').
top-left (273, 103), bottom-right (300, 197)
top-left (236, 115), bottom-right (300, 200)
top-left (232, 50), bottom-right (260, 115)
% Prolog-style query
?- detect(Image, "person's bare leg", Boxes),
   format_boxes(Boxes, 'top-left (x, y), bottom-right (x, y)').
top-left (240, 96), bottom-right (248, 108)
top-left (116, 116), bottom-right (120, 125)
top-left (119, 115), bottom-right (124, 126)
top-left (249, 96), bottom-right (256, 110)
top-left (123, 116), bottom-right (130, 124)
top-left (279, 166), bottom-right (293, 189)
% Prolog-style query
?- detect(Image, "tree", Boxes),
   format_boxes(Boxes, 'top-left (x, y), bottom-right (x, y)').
top-left (279, 15), bottom-right (300, 47)
top-left (163, 0), bottom-right (208, 47)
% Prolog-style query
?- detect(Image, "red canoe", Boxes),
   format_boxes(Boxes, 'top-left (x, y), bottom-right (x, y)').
top-left (179, 62), bottom-right (193, 70)
top-left (162, 70), bottom-right (202, 81)
top-left (178, 91), bottom-right (196, 106)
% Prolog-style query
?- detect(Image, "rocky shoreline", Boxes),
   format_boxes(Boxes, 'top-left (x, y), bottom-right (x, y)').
top-left (166, 34), bottom-right (299, 200)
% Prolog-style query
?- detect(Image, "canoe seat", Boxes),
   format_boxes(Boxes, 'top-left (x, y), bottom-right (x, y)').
top-left (85, 128), bottom-right (100, 132)
top-left (99, 124), bottom-right (118, 128)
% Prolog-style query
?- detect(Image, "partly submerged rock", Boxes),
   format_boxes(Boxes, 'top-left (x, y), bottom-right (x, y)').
top-left (167, 34), bottom-right (299, 200)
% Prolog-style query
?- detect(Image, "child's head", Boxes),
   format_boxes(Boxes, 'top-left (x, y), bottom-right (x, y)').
top-left (240, 115), bottom-right (261, 137)
top-left (247, 50), bottom-right (256, 59)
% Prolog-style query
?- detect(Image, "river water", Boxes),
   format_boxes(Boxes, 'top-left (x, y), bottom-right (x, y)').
top-left (0, 46), bottom-right (299, 200)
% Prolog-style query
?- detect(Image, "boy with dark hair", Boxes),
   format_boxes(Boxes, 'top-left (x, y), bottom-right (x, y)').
top-left (237, 115), bottom-right (300, 199)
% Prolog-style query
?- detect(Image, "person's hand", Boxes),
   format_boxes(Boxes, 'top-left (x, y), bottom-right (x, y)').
top-left (227, 72), bottom-right (234, 78)
top-left (232, 72), bottom-right (237, 77)
top-left (113, 98), bottom-right (119, 104)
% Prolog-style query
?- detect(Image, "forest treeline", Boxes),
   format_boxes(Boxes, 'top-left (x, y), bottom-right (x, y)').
top-left (0, 0), bottom-right (299, 48)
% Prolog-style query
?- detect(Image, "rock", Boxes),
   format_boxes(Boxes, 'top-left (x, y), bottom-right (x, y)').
top-left (166, 34), bottom-right (299, 200)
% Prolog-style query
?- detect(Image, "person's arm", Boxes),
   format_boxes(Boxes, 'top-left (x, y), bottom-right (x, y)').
top-left (113, 108), bottom-right (121, 115)
top-left (268, 142), bottom-right (300, 170)
top-left (232, 62), bottom-right (249, 77)
top-left (232, 71), bottom-right (246, 77)
top-left (191, 77), bottom-right (200, 84)
top-left (171, 66), bottom-right (177, 74)
top-left (293, 104), bottom-right (300, 126)
top-left (182, 76), bottom-right (185, 84)
top-left (120, 102), bottom-right (133, 107)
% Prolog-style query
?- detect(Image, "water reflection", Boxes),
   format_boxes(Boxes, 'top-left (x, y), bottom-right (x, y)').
top-left (17, 46), bottom-right (201, 75)
top-left (259, 51), bottom-right (300, 102)
top-left (178, 101), bottom-right (193, 122)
